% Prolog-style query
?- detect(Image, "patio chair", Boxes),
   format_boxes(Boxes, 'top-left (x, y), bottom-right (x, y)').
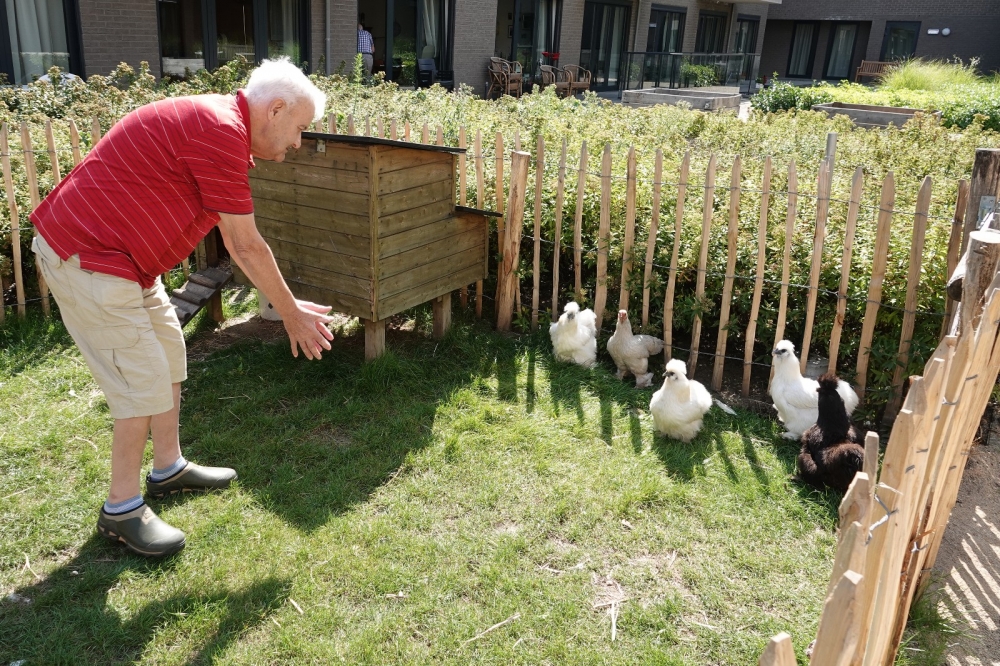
top-left (561, 65), bottom-right (591, 96)
top-left (487, 58), bottom-right (520, 99)
top-left (492, 57), bottom-right (523, 97)
top-left (540, 65), bottom-right (570, 98)
top-left (416, 59), bottom-right (454, 91)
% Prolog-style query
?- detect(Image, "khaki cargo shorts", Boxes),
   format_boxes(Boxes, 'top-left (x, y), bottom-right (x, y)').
top-left (33, 234), bottom-right (186, 419)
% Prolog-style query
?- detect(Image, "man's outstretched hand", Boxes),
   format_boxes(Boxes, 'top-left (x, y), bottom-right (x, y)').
top-left (283, 299), bottom-right (335, 360)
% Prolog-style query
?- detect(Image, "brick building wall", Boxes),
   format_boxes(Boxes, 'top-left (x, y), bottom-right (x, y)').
top-left (78, 0), bottom-right (161, 79)
top-left (762, 0), bottom-right (1000, 76)
top-left (453, 0), bottom-right (499, 93)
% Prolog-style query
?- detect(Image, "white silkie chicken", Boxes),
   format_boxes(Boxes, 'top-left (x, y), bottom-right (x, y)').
top-left (549, 301), bottom-right (598, 368)
top-left (607, 310), bottom-right (665, 388)
top-left (770, 340), bottom-right (860, 440)
top-left (649, 359), bottom-right (713, 443)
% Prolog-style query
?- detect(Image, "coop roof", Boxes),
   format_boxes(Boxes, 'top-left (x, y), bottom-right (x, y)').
top-left (302, 132), bottom-right (466, 154)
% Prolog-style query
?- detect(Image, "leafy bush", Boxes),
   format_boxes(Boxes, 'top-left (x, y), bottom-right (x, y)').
top-left (680, 63), bottom-right (717, 87)
top-left (753, 60), bottom-right (1000, 131)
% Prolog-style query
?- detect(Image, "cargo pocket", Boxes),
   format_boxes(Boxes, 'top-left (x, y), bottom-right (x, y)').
top-left (94, 325), bottom-right (158, 393)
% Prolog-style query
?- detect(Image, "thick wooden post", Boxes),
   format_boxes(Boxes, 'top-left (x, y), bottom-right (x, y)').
top-left (496, 151), bottom-right (530, 331)
top-left (364, 318), bottom-right (386, 359)
top-left (959, 148), bottom-right (1000, 254)
top-left (942, 179), bottom-right (969, 333)
top-left (203, 228), bottom-right (224, 322)
top-left (433, 293), bottom-right (452, 339)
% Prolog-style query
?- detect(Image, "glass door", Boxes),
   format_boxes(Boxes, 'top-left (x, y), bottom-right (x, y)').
top-left (824, 22), bottom-right (857, 80)
top-left (881, 21), bottom-right (919, 61)
top-left (694, 11), bottom-right (726, 53)
top-left (580, 0), bottom-right (630, 91)
top-left (787, 21), bottom-right (817, 78)
top-left (646, 6), bottom-right (684, 53)
top-left (734, 17), bottom-right (757, 54)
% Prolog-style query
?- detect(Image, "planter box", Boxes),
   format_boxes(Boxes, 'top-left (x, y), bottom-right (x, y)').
top-left (247, 133), bottom-right (492, 357)
top-left (810, 102), bottom-right (941, 128)
top-left (622, 88), bottom-right (742, 111)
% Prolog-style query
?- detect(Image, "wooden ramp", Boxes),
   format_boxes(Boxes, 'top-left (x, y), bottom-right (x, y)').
top-left (169, 266), bottom-right (232, 327)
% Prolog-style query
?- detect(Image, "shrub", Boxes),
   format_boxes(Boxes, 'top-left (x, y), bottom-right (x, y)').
top-left (879, 58), bottom-right (981, 91)
top-left (680, 63), bottom-right (717, 87)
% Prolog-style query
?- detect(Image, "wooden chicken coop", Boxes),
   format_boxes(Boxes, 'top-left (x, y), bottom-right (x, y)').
top-left (246, 132), bottom-right (491, 359)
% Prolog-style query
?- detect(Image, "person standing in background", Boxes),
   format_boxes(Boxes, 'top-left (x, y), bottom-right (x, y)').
top-left (358, 21), bottom-right (374, 75)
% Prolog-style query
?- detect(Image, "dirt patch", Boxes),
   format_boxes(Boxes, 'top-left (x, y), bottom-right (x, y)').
top-left (931, 423), bottom-right (1000, 664)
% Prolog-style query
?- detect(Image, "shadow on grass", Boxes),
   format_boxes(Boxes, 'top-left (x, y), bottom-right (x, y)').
top-left (176, 308), bottom-right (504, 532)
top-left (0, 535), bottom-right (289, 665)
top-left (0, 309), bottom-right (77, 377)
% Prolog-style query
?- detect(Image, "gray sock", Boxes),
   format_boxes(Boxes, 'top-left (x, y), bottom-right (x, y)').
top-left (103, 495), bottom-right (144, 515)
top-left (149, 456), bottom-right (187, 482)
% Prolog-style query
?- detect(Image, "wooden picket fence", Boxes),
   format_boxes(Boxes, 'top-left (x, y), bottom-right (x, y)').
top-left (2, 110), bottom-right (1000, 665)
top-left (0, 113), bottom-right (981, 424)
top-left (757, 230), bottom-right (1000, 664)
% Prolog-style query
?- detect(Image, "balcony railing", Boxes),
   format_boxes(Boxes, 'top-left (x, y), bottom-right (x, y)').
top-left (619, 52), bottom-right (760, 95)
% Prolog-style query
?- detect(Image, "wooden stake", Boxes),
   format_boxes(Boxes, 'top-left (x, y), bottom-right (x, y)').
top-left (348, 115), bottom-right (355, 135)
top-left (1, 124), bottom-right (25, 317)
top-left (688, 154), bottom-right (716, 377)
top-left (67, 119), bottom-right (82, 166)
top-left (959, 148), bottom-right (1000, 254)
top-left (801, 158), bottom-right (830, 374)
top-left (664, 151), bottom-right (690, 359)
top-left (854, 483), bottom-right (901, 664)
top-left (573, 141), bottom-right (588, 302)
top-left (618, 146), bottom-right (637, 313)
top-left (593, 143), bottom-right (612, 328)
top-left (757, 632), bottom-right (796, 666)
top-left (641, 149), bottom-right (663, 329)
top-left (433, 293), bottom-right (451, 338)
top-left (364, 318), bottom-right (386, 359)
top-left (496, 151), bottom-right (530, 331)
top-left (494, 131), bottom-right (506, 306)
top-left (864, 431), bottom-right (879, 483)
top-left (422, 122), bottom-right (429, 144)
top-left (813, 570), bottom-right (863, 665)
top-left (404, 120), bottom-right (411, 141)
top-left (475, 130), bottom-right (485, 319)
top-left (328, 112), bottom-right (337, 134)
top-left (390, 119), bottom-right (398, 140)
top-left (20, 122), bottom-right (49, 317)
top-left (514, 129), bottom-right (521, 152)
top-left (365, 117), bottom-right (372, 136)
top-left (712, 156), bottom-right (741, 391)
top-left (743, 156), bottom-right (771, 396)
top-left (458, 126), bottom-right (467, 206)
top-left (437, 125), bottom-right (444, 146)
top-left (531, 134), bottom-right (544, 330)
top-left (942, 179), bottom-right (969, 334)
top-left (552, 138), bottom-right (567, 318)
top-left (885, 176), bottom-right (932, 422)
top-left (91, 117), bottom-right (101, 145)
top-left (855, 172), bottom-right (895, 404)
top-left (828, 167), bottom-right (863, 374)
top-left (45, 120), bottom-right (61, 186)
top-left (771, 160), bottom-right (797, 384)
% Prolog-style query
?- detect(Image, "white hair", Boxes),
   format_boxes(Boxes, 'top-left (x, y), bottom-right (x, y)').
top-left (245, 57), bottom-right (326, 122)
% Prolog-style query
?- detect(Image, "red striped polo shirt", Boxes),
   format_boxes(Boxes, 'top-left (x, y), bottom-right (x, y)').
top-left (31, 90), bottom-right (255, 288)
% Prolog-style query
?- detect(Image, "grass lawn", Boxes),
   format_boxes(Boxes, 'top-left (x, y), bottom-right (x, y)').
top-left (0, 291), bottom-right (843, 665)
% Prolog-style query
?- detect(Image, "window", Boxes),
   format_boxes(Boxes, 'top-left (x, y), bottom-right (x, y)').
top-left (580, 1), bottom-right (630, 90)
top-left (494, 0), bottom-right (559, 75)
top-left (824, 22), bottom-right (857, 80)
top-left (881, 21), bottom-right (919, 61)
top-left (734, 16), bottom-right (758, 54)
top-left (787, 21), bottom-right (818, 78)
top-left (646, 5), bottom-right (684, 53)
top-left (694, 11), bottom-right (726, 53)
top-left (160, 0), bottom-right (310, 79)
top-left (0, 0), bottom-right (81, 84)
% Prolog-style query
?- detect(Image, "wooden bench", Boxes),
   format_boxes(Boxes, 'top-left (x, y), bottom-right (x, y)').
top-left (855, 60), bottom-right (894, 83)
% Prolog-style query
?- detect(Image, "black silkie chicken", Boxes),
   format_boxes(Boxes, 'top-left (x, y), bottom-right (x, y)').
top-left (796, 373), bottom-right (865, 493)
